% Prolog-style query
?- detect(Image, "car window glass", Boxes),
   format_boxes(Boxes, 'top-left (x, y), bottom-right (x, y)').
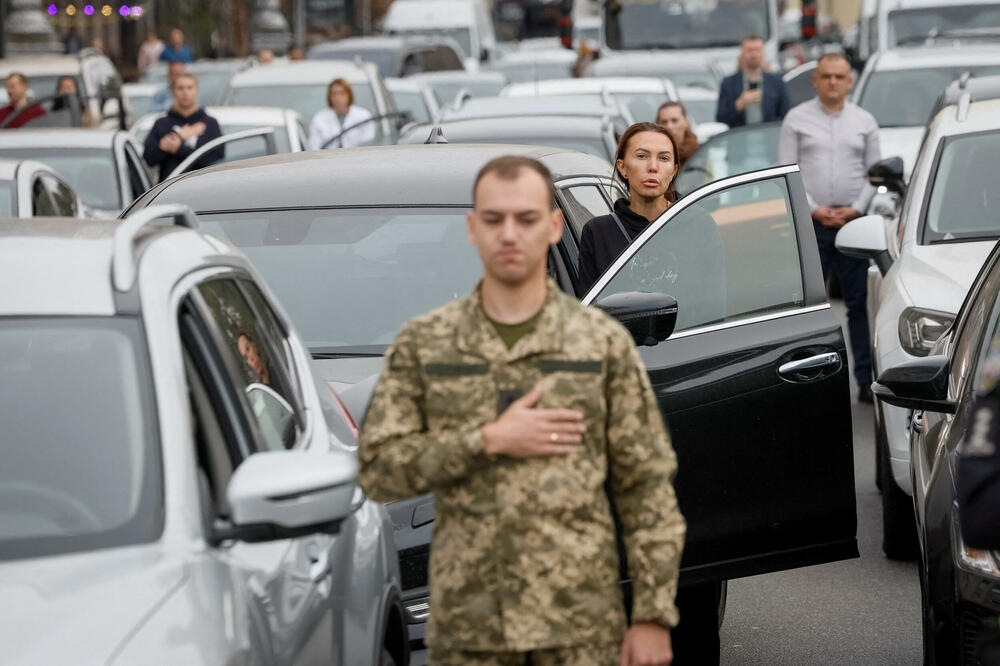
top-left (43, 175), bottom-right (77, 217)
top-left (923, 132), bottom-right (1000, 244)
top-left (675, 124), bottom-right (782, 197)
top-left (562, 185), bottom-right (613, 240)
top-left (951, 258), bottom-right (1000, 391)
top-left (0, 182), bottom-right (12, 217)
top-left (123, 145), bottom-right (148, 200)
top-left (196, 279), bottom-right (302, 452)
top-left (31, 178), bottom-right (56, 216)
top-left (216, 134), bottom-right (270, 166)
top-left (593, 175), bottom-right (803, 333)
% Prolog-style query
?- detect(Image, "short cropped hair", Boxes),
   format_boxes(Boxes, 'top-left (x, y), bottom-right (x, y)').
top-left (5, 72), bottom-right (28, 86)
top-left (742, 34), bottom-right (765, 45)
top-left (817, 52), bottom-right (851, 68)
top-left (656, 100), bottom-right (688, 119)
top-left (170, 72), bottom-right (198, 91)
top-left (473, 155), bottom-right (557, 209)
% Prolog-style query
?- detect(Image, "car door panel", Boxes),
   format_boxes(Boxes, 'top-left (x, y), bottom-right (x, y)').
top-left (581, 165), bottom-right (858, 581)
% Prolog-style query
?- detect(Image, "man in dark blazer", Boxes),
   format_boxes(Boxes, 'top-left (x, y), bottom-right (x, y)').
top-left (715, 35), bottom-right (790, 127)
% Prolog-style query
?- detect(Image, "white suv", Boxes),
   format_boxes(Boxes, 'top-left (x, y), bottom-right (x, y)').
top-left (0, 206), bottom-right (406, 665)
top-left (836, 95), bottom-right (1000, 559)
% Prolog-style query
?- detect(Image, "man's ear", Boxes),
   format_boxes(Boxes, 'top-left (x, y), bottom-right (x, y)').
top-left (548, 207), bottom-right (564, 244)
top-left (466, 210), bottom-right (477, 245)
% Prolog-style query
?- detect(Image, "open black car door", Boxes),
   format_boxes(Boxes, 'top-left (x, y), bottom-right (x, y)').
top-left (581, 164), bottom-right (858, 583)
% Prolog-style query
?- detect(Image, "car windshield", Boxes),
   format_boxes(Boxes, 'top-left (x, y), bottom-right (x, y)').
top-left (426, 79), bottom-right (505, 105)
top-left (889, 5), bottom-right (1000, 47)
top-left (23, 75), bottom-right (86, 101)
top-left (220, 123), bottom-right (291, 154)
top-left (312, 48), bottom-right (398, 78)
top-left (615, 92), bottom-right (672, 123)
top-left (198, 208), bottom-right (483, 351)
top-left (492, 61), bottom-right (575, 83)
top-left (0, 182), bottom-right (12, 216)
top-left (392, 90), bottom-right (432, 124)
top-left (922, 131), bottom-right (1000, 243)
top-left (0, 317), bottom-right (161, 561)
top-left (605, 0), bottom-right (770, 50)
top-left (0, 147), bottom-right (120, 210)
top-left (141, 68), bottom-right (235, 106)
top-left (124, 90), bottom-right (157, 117)
top-left (858, 65), bottom-right (1000, 127)
top-left (390, 28), bottom-right (472, 58)
top-left (680, 98), bottom-right (716, 124)
top-left (228, 83), bottom-right (384, 145)
top-left (675, 122), bottom-right (781, 195)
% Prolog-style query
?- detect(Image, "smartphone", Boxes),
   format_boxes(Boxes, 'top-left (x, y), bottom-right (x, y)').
top-left (748, 80), bottom-right (760, 91)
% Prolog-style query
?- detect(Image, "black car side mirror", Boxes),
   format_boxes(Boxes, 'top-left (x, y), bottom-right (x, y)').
top-left (872, 355), bottom-right (957, 414)
top-left (868, 157), bottom-right (906, 196)
top-left (594, 291), bottom-right (677, 346)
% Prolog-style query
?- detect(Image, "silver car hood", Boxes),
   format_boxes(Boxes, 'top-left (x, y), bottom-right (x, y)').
top-left (313, 356), bottom-right (384, 425)
top-left (901, 240), bottom-right (996, 315)
top-left (0, 545), bottom-right (187, 664)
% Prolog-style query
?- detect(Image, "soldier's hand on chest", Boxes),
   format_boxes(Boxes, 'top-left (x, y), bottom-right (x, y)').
top-left (481, 383), bottom-right (586, 458)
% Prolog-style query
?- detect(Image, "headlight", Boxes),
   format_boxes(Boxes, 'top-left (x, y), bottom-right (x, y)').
top-left (953, 504), bottom-right (1000, 579)
top-left (898, 307), bottom-right (954, 357)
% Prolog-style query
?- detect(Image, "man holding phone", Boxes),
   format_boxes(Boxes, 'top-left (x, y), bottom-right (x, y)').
top-left (715, 35), bottom-right (790, 127)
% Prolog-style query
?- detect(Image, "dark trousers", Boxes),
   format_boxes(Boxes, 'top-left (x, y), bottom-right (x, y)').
top-left (671, 581), bottom-right (722, 666)
top-left (814, 221), bottom-right (872, 388)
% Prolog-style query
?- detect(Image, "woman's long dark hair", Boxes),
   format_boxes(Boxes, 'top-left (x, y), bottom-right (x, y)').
top-left (612, 122), bottom-right (680, 205)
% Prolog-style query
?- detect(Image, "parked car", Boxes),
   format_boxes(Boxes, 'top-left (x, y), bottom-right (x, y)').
top-left (835, 96), bottom-right (1000, 558)
top-left (125, 144), bottom-right (859, 664)
top-left (0, 205), bottom-right (406, 665)
top-left (875, 0), bottom-right (1000, 53)
top-left (0, 158), bottom-right (84, 218)
top-left (437, 94), bottom-right (629, 125)
top-left (487, 48), bottom-right (577, 83)
top-left (0, 50), bottom-right (130, 129)
top-left (674, 121), bottom-right (782, 196)
top-left (308, 36), bottom-right (464, 78)
top-left (675, 85), bottom-right (728, 143)
top-left (929, 72), bottom-right (1000, 118)
top-left (386, 77), bottom-right (440, 126)
top-left (0, 129), bottom-right (151, 218)
top-left (131, 106), bottom-right (307, 155)
top-left (121, 82), bottom-right (161, 119)
top-left (408, 70), bottom-right (508, 106)
top-left (872, 238), bottom-right (1000, 664)
top-left (502, 76), bottom-right (678, 125)
top-left (853, 45), bottom-right (1000, 177)
top-left (382, 0), bottom-right (498, 70)
top-left (397, 114), bottom-right (620, 161)
top-left (140, 58), bottom-right (253, 106)
top-left (221, 61), bottom-right (398, 146)
top-left (588, 52), bottom-right (725, 91)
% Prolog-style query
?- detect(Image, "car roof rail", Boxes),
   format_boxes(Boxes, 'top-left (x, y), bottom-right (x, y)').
top-left (959, 71), bottom-right (972, 90)
top-left (113, 203), bottom-right (200, 292)
top-left (957, 91), bottom-right (972, 122)
top-left (425, 126), bottom-right (448, 144)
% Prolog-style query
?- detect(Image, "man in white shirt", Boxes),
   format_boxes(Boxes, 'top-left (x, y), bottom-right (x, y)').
top-left (308, 78), bottom-right (376, 150)
top-left (779, 52), bottom-right (881, 402)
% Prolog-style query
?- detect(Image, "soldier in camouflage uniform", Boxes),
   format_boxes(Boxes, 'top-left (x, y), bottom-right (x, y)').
top-left (358, 155), bottom-right (686, 666)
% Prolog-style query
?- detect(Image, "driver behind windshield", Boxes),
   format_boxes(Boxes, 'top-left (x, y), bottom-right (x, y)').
top-left (0, 73), bottom-right (46, 129)
top-left (308, 78), bottom-right (375, 150)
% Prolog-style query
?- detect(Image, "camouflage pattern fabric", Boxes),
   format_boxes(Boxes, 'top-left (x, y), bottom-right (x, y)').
top-left (430, 643), bottom-right (621, 665)
top-left (359, 278), bottom-right (686, 652)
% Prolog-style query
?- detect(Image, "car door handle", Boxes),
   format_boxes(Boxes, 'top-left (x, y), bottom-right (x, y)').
top-left (309, 551), bottom-right (331, 583)
top-left (778, 352), bottom-right (842, 381)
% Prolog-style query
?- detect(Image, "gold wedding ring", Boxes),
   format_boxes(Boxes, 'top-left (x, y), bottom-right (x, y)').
top-left (550, 432), bottom-right (559, 442)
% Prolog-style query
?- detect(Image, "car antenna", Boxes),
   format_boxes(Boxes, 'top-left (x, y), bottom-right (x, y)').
top-left (425, 126), bottom-right (448, 144)
top-left (958, 71), bottom-right (972, 90)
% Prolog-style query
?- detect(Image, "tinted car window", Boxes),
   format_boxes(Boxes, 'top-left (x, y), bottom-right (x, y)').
top-left (198, 208), bottom-right (480, 352)
top-left (858, 66), bottom-right (1000, 127)
top-left (676, 123), bottom-right (781, 195)
top-left (31, 178), bottom-right (55, 216)
top-left (0, 317), bottom-right (161, 560)
top-left (229, 83), bottom-right (380, 142)
top-left (923, 131), bottom-right (1000, 243)
top-left (595, 176), bottom-right (803, 332)
top-left (562, 185), bottom-right (613, 238)
top-left (0, 147), bottom-right (120, 211)
top-left (42, 174), bottom-right (77, 216)
top-left (196, 279), bottom-right (302, 451)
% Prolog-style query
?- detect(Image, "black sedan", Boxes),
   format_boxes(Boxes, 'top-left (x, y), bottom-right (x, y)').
top-left (875, 240), bottom-right (1000, 665)
top-left (125, 144), bottom-right (858, 663)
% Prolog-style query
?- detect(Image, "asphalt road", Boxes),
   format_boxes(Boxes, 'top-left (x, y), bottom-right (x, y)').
top-left (720, 301), bottom-right (923, 665)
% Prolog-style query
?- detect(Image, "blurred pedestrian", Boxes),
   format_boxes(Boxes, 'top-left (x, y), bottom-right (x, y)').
top-left (358, 154), bottom-right (685, 666)
top-left (52, 75), bottom-right (95, 127)
top-left (656, 101), bottom-right (698, 167)
top-left (778, 52), bottom-right (880, 402)
top-left (159, 28), bottom-right (194, 63)
top-left (288, 44), bottom-right (305, 61)
top-left (143, 72), bottom-right (223, 182)
top-left (151, 61), bottom-right (187, 113)
top-left (716, 35), bottom-right (790, 127)
top-left (308, 78), bottom-right (375, 149)
top-left (257, 49), bottom-right (275, 65)
top-left (0, 73), bottom-right (46, 129)
top-left (63, 27), bottom-right (82, 55)
top-left (138, 31), bottom-right (165, 75)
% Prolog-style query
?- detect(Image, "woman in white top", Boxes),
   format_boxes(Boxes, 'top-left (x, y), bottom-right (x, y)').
top-left (308, 78), bottom-right (376, 150)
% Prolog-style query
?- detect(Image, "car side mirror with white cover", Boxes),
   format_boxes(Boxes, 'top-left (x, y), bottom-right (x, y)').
top-left (835, 214), bottom-right (892, 275)
top-left (221, 449), bottom-right (358, 543)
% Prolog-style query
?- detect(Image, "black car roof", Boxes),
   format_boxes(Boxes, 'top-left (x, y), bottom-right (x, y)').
top-left (134, 144), bottom-right (614, 211)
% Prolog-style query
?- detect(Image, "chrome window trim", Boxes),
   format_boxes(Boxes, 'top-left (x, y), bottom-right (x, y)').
top-left (581, 164), bottom-right (801, 304)
top-left (664, 303), bottom-right (832, 341)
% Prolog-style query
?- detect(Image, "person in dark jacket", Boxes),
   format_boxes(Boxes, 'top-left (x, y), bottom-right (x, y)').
top-left (715, 35), bottom-right (790, 128)
top-left (143, 72), bottom-right (223, 182)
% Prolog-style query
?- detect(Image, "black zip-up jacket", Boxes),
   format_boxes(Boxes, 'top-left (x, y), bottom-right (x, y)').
top-left (577, 198), bottom-right (652, 297)
top-left (142, 107), bottom-right (223, 182)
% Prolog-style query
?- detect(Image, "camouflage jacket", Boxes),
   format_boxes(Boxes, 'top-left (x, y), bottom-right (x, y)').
top-left (358, 279), bottom-right (685, 652)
